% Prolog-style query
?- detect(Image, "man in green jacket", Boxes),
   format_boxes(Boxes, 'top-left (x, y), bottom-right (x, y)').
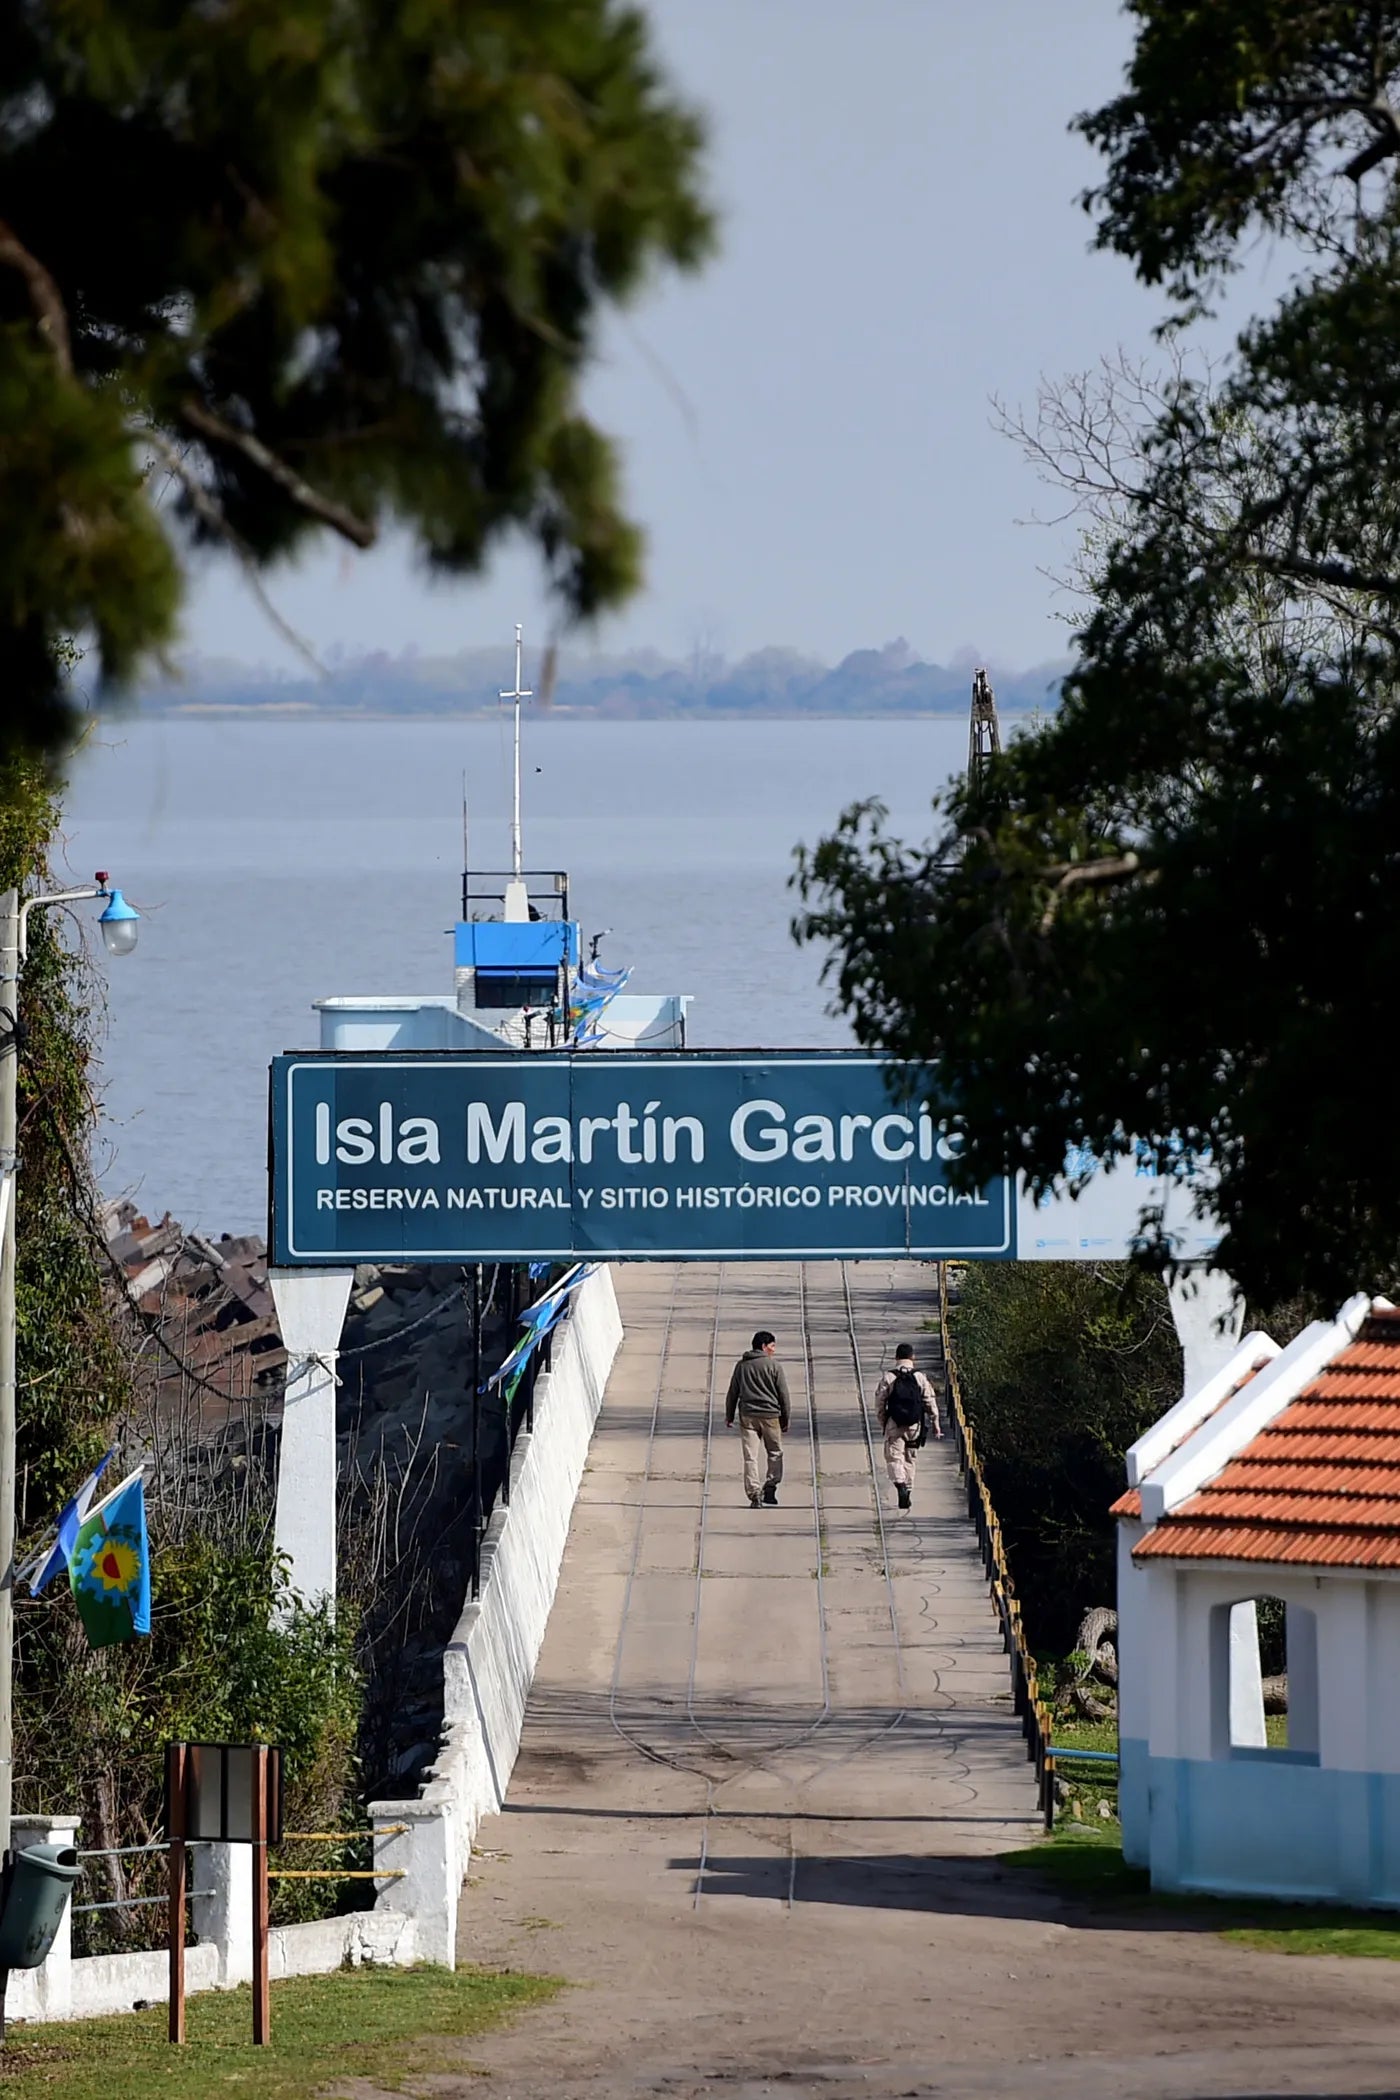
top-left (724, 1329), bottom-right (791, 1507)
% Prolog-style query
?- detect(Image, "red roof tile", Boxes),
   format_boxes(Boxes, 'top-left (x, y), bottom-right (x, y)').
top-left (1184, 1488), bottom-right (1400, 1524)
top-left (1133, 1310), bottom-right (1400, 1572)
top-left (1302, 1371), bottom-right (1400, 1398)
top-left (1200, 1464), bottom-right (1400, 1495)
top-left (1113, 1361), bottom-right (1273, 1525)
top-left (1325, 1339), bottom-right (1400, 1370)
top-left (1135, 1524), bottom-right (1400, 1567)
top-left (1238, 1431), bottom-right (1400, 1463)
top-left (1275, 1400), bottom-right (1400, 1429)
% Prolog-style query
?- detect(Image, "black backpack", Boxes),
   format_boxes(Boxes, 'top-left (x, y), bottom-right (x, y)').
top-left (886, 1366), bottom-right (924, 1428)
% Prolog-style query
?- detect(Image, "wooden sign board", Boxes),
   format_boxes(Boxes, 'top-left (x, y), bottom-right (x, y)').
top-left (165, 1742), bottom-right (281, 2045)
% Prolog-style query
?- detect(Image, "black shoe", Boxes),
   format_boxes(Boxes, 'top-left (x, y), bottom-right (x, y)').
top-left (762, 1482), bottom-right (778, 1505)
top-left (896, 1483), bottom-right (912, 1510)
top-left (748, 1491), bottom-right (761, 1507)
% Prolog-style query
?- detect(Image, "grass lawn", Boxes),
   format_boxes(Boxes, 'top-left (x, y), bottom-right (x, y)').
top-left (1051, 1718), bottom-right (1118, 1755)
top-left (1005, 1823), bottom-right (1400, 1959)
top-left (0, 1963), bottom-right (560, 2097)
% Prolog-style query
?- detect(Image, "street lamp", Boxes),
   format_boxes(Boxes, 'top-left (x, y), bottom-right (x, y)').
top-left (96, 889), bottom-right (139, 960)
top-left (1, 875), bottom-right (141, 1865)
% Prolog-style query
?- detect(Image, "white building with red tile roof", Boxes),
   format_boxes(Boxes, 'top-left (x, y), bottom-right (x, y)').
top-left (1116, 1293), bottom-right (1400, 1905)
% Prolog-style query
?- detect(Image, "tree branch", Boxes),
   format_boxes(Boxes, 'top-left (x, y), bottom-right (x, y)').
top-left (1341, 94), bottom-right (1400, 181)
top-left (178, 399), bottom-right (377, 549)
top-left (1254, 545), bottom-right (1400, 601)
top-left (139, 429), bottom-right (329, 678)
top-left (1038, 853), bottom-right (1156, 934)
top-left (0, 218), bottom-right (72, 372)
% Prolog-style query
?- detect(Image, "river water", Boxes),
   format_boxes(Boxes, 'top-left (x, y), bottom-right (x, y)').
top-left (61, 714), bottom-right (972, 1233)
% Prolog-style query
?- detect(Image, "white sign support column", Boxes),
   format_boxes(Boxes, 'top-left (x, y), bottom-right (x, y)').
top-left (269, 1269), bottom-right (355, 1608)
top-left (1119, 1266), bottom-right (1246, 1864)
top-left (1167, 1269), bottom-right (1245, 1398)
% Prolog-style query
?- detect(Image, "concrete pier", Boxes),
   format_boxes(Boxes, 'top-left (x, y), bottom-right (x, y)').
top-left (508, 1258), bottom-right (1041, 1878)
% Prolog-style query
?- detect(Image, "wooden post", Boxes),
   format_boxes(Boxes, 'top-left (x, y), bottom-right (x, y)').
top-left (166, 1743), bottom-right (187, 2045)
top-left (250, 1745), bottom-right (270, 2045)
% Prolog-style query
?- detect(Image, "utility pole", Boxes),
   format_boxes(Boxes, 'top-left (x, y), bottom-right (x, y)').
top-left (0, 888), bottom-right (20, 1863)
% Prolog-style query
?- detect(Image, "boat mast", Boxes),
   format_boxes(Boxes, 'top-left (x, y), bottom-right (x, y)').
top-left (501, 622), bottom-right (533, 887)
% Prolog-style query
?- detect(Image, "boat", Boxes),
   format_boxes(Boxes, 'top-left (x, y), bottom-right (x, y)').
top-left (313, 625), bottom-right (691, 1057)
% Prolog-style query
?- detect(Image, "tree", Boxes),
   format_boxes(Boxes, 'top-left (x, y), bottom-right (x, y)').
top-left (1074, 2), bottom-right (1400, 313)
top-left (795, 5), bottom-right (1400, 1310)
top-left (0, 2), bottom-right (713, 762)
top-left (950, 1262), bottom-right (1179, 1654)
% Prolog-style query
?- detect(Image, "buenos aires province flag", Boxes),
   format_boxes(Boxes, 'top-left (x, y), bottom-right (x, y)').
top-left (68, 1470), bottom-right (151, 1647)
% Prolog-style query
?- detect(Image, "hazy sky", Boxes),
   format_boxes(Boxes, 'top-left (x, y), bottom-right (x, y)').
top-left (180, 1), bottom-right (1248, 675)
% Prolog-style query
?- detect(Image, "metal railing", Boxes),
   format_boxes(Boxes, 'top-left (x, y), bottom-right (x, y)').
top-left (266, 1824), bottom-right (406, 1884)
top-left (71, 1841), bottom-right (211, 1916)
top-left (460, 868), bottom-right (570, 922)
top-left (938, 1264), bottom-right (1057, 1829)
top-left (70, 1820), bottom-right (411, 1915)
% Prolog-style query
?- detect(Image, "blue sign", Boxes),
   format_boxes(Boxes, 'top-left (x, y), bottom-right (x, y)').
top-left (269, 1051), bottom-right (1014, 1265)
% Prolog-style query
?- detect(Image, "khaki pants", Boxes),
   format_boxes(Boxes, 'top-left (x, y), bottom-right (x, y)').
top-left (884, 1420), bottom-right (919, 1488)
top-left (739, 1411), bottom-right (784, 1499)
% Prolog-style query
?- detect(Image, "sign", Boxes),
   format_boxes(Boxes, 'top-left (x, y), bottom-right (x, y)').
top-left (178, 1743), bottom-right (284, 1845)
top-left (270, 1051), bottom-right (1015, 1264)
top-left (269, 1050), bottom-right (1222, 1267)
top-left (1016, 1142), bottom-right (1221, 1264)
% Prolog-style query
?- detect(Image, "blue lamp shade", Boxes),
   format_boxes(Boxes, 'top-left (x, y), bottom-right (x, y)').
top-left (98, 888), bottom-right (139, 957)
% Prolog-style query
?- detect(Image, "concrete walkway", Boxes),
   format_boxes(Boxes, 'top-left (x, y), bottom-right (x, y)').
top-left (455, 1262), bottom-right (1400, 2100)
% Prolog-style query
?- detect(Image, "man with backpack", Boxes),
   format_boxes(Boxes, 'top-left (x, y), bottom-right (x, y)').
top-left (874, 1343), bottom-right (941, 1510)
top-left (724, 1329), bottom-right (791, 1506)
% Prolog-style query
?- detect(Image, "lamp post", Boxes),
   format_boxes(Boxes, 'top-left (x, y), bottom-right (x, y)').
top-left (0, 875), bottom-right (140, 1864)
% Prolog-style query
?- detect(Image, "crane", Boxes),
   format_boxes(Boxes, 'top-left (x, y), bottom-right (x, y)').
top-left (967, 666), bottom-right (1002, 801)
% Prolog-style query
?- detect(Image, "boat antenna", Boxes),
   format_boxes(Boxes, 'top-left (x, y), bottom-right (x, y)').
top-left (500, 622), bottom-right (533, 884)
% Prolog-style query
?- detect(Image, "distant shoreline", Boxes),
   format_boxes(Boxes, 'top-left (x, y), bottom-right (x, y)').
top-left (129, 703), bottom-right (1047, 724)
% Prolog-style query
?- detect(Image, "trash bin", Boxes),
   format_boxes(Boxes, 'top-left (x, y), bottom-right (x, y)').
top-left (0, 1843), bottom-right (83, 1970)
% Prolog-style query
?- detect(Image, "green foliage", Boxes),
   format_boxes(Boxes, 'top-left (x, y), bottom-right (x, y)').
top-left (0, 1965), bottom-right (560, 2098)
top-left (1074, 3), bottom-right (1400, 311)
top-left (16, 1541), bottom-right (361, 1947)
top-left (0, 1), bottom-right (714, 763)
top-left (795, 7), bottom-right (1400, 1309)
top-left (950, 1263), bottom-right (1180, 1650)
top-left (0, 337), bottom-right (182, 759)
top-left (4, 749), bottom-right (362, 1942)
top-left (2, 749), bottom-right (126, 1512)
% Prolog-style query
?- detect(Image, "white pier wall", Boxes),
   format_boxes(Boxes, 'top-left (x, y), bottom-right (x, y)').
top-left (371, 1263), bottom-right (622, 1965)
